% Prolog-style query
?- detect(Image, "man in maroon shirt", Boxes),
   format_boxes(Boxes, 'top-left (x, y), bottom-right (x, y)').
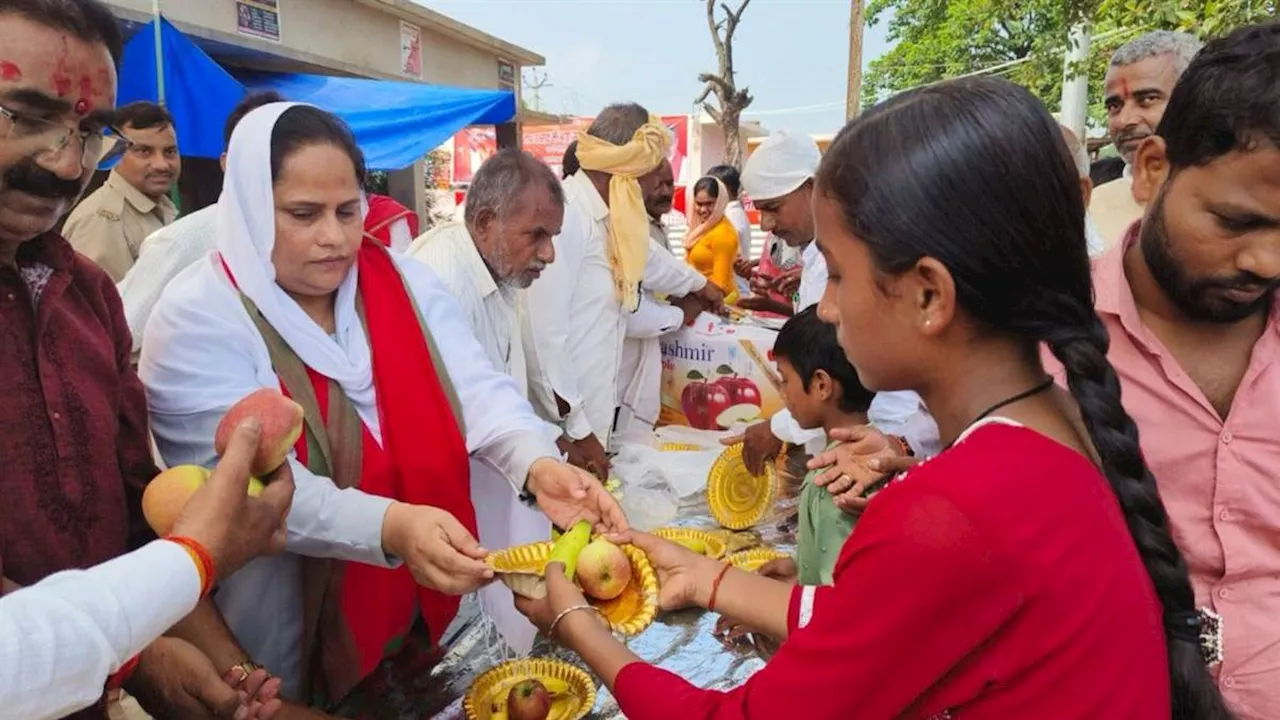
top-left (0, 2), bottom-right (280, 718)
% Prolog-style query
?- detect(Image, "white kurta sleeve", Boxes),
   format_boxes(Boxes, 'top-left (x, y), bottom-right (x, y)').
top-left (140, 263), bottom-right (395, 567)
top-left (523, 207), bottom-right (594, 441)
top-left (626, 293), bottom-right (684, 339)
top-left (396, 256), bottom-right (562, 493)
top-left (643, 239), bottom-right (707, 297)
top-left (0, 541), bottom-right (200, 720)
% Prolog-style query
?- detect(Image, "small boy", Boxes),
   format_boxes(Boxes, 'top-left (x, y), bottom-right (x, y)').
top-left (767, 306), bottom-right (876, 586)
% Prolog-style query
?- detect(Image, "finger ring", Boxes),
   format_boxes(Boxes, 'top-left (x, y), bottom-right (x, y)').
top-left (230, 661), bottom-right (265, 684)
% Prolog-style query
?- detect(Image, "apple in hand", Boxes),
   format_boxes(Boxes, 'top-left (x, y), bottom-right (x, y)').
top-left (575, 538), bottom-right (632, 601)
top-left (142, 465), bottom-right (266, 536)
top-left (214, 388), bottom-right (305, 476)
top-left (507, 679), bottom-right (551, 720)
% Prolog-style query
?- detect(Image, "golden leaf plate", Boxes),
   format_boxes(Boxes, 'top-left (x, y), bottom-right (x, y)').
top-left (463, 657), bottom-right (596, 720)
top-left (485, 541), bottom-right (659, 636)
top-left (706, 442), bottom-right (778, 530)
top-left (726, 547), bottom-right (791, 573)
top-left (652, 527), bottom-right (727, 559)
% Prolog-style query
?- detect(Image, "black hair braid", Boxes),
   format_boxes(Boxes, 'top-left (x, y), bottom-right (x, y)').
top-left (1045, 312), bottom-right (1235, 720)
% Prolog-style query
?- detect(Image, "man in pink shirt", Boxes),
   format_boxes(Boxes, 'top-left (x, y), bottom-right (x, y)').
top-left (1065, 23), bottom-right (1280, 719)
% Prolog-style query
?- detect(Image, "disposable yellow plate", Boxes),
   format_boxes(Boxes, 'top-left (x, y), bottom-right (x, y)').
top-left (485, 542), bottom-right (659, 636)
top-left (727, 547), bottom-right (791, 573)
top-left (707, 528), bottom-right (764, 555)
top-left (464, 658), bottom-right (596, 720)
top-left (652, 527), bottom-right (727, 559)
top-left (706, 443), bottom-right (778, 530)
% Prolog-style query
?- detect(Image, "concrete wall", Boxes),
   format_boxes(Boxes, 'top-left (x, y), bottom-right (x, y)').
top-left (111, 0), bottom-right (512, 87)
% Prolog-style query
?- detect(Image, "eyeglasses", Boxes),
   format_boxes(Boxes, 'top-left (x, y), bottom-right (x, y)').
top-left (0, 103), bottom-right (133, 169)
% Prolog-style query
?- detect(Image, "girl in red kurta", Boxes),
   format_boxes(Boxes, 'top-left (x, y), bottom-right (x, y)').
top-left (516, 78), bottom-right (1234, 719)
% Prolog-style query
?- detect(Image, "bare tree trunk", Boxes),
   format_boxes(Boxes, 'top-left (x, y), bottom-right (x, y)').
top-left (696, 0), bottom-right (753, 169)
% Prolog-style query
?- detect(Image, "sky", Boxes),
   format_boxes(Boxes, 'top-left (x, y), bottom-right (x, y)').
top-left (416, 0), bottom-right (892, 135)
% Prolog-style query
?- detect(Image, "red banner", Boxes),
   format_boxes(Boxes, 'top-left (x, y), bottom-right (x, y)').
top-left (451, 115), bottom-right (690, 185)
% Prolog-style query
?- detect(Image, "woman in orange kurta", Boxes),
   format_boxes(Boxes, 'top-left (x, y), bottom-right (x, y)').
top-left (683, 176), bottom-right (740, 303)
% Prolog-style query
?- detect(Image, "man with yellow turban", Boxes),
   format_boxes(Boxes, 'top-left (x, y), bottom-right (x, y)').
top-left (525, 104), bottom-right (723, 474)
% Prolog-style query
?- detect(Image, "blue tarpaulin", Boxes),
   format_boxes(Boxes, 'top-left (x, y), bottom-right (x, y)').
top-left (117, 18), bottom-right (245, 158)
top-left (117, 18), bottom-right (516, 169)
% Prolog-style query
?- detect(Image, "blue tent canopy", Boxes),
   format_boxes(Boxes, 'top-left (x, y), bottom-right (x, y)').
top-left (117, 18), bottom-right (516, 169)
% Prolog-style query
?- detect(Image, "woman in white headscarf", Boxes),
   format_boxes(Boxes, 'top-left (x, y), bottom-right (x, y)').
top-left (139, 103), bottom-right (626, 705)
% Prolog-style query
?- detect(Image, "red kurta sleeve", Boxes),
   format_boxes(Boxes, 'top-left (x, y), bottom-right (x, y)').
top-left (613, 484), bottom-right (1025, 719)
top-left (102, 274), bottom-right (160, 551)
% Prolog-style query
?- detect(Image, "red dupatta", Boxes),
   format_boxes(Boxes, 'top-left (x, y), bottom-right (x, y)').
top-left (363, 194), bottom-right (419, 247)
top-left (221, 239), bottom-right (474, 701)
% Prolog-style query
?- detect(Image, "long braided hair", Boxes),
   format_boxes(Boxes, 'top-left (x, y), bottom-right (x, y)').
top-left (816, 75), bottom-right (1233, 719)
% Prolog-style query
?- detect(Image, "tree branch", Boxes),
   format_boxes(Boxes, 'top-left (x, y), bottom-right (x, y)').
top-left (705, 0), bottom-right (724, 58)
top-left (702, 102), bottom-right (724, 126)
top-left (697, 72), bottom-right (733, 98)
top-left (694, 82), bottom-right (715, 106)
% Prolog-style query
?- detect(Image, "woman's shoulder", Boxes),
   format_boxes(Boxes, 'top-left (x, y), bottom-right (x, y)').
top-left (875, 420), bottom-right (1103, 529)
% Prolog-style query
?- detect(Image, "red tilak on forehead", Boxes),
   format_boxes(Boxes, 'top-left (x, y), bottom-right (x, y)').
top-left (74, 98), bottom-right (89, 114)
top-left (1119, 78), bottom-right (1131, 100)
top-left (0, 61), bottom-right (21, 81)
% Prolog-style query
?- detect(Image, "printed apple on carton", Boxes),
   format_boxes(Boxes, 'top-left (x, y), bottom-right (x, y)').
top-left (679, 364), bottom-right (763, 430)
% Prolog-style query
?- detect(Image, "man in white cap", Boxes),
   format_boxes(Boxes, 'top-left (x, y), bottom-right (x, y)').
top-left (724, 131), bottom-right (940, 474)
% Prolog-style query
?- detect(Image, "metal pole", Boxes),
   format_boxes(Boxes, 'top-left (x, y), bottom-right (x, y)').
top-left (845, 0), bottom-right (865, 121)
top-left (152, 0), bottom-right (166, 105)
top-left (1059, 22), bottom-right (1092, 142)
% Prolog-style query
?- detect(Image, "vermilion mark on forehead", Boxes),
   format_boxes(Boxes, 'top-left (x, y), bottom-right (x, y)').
top-left (76, 76), bottom-right (95, 114)
top-left (53, 36), bottom-right (72, 97)
top-left (1119, 78), bottom-right (1131, 100)
top-left (0, 61), bottom-right (21, 81)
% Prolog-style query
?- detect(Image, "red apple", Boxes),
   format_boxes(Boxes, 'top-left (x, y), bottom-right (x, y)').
top-left (507, 679), bottom-right (551, 720)
top-left (214, 388), bottom-right (305, 476)
top-left (575, 538), bottom-right (633, 601)
top-left (680, 374), bottom-right (733, 430)
top-left (716, 376), bottom-right (762, 408)
top-left (712, 375), bottom-right (764, 429)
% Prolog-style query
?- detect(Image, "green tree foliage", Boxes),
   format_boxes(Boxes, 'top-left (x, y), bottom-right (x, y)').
top-left (862, 0), bottom-right (1275, 125)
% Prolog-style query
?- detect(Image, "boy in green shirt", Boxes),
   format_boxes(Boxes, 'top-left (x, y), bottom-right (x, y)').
top-left (763, 306), bottom-right (876, 586)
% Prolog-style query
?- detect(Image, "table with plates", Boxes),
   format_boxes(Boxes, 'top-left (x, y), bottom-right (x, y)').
top-left (335, 442), bottom-right (799, 720)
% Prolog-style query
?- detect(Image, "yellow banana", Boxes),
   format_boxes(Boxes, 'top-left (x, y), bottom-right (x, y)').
top-left (547, 521), bottom-right (592, 582)
top-left (675, 537), bottom-right (707, 554)
top-left (541, 676), bottom-right (571, 696)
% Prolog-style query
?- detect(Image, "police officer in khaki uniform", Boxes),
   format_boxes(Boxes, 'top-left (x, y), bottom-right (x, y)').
top-left (63, 101), bottom-right (179, 282)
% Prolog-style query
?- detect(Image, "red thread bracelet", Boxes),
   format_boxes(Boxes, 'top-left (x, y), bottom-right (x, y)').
top-left (167, 536), bottom-right (215, 598)
top-left (707, 563), bottom-right (732, 613)
top-left (105, 653), bottom-right (140, 691)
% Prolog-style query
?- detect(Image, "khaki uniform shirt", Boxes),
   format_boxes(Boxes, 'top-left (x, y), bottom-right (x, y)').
top-left (63, 170), bottom-right (177, 282)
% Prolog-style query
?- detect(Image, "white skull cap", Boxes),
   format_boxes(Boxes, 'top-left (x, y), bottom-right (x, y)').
top-left (740, 131), bottom-right (822, 203)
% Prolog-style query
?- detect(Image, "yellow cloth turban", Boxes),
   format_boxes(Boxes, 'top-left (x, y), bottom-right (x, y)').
top-left (574, 114), bottom-right (671, 311)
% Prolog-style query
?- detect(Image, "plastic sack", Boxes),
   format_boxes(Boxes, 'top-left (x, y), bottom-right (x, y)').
top-left (610, 445), bottom-right (682, 530)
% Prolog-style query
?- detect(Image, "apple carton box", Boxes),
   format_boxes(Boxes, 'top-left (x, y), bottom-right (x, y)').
top-left (658, 317), bottom-right (784, 431)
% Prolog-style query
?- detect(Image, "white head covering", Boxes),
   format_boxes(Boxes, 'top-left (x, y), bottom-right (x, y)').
top-left (741, 131), bottom-right (822, 203)
top-left (217, 102), bottom-right (376, 413)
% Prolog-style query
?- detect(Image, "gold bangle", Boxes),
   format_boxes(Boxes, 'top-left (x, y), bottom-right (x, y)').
top-left (548, 603), bottom-right (604, 640)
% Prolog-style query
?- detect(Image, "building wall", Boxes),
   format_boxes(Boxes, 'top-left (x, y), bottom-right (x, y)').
top-left (110, 0), bottom-right (508, 87)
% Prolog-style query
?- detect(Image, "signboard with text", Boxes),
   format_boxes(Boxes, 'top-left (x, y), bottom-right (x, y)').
top-left (450, 115), bottom-right (690, 185)
top-left (236, 0), bottom-right (280, 42)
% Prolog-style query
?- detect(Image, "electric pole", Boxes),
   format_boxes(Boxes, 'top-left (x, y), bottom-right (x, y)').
top-left (846, 0), bottom-right (865, 121)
